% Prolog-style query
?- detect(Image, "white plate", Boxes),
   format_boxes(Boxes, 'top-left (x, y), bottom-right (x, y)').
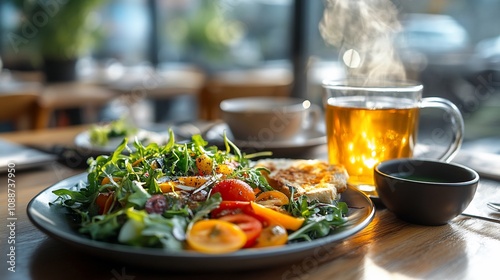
top-left (74, 129), bottom-right (167, 155)
top-left (27, 173), bottom-right (375, 271)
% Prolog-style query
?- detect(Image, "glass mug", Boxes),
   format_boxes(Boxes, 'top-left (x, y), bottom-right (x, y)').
top-left (322, 79), bottom-right (464, 195)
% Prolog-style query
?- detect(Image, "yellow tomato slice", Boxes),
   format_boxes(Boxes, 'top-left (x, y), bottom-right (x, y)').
top-left (100, 176), bottom-right (122, 185)
top-left (255, 190), bottom-right (290, 207)
top-left (186, 220), bottom-right (247, 254)
top-left (158, 181), bottom-right (176, 193)
top-left (250, 202), bottom-right (304, 231)
top-left (253, 223), bottom-right (288, 248)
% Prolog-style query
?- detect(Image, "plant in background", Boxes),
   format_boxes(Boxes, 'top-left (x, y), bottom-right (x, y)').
top-left (164, 0), bottom-right (244, 68)
top-left (12, 0), bottom-right (104, 81)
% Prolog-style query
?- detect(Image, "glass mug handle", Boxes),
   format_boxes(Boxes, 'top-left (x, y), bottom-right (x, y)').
top-left (419, 97), bottom-right (464, 162)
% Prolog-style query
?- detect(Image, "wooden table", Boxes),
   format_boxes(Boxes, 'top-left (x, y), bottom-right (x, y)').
top-left (1, 126), bottom-right (500, 280)
top-left (1, 67), bottom-right (206, 128)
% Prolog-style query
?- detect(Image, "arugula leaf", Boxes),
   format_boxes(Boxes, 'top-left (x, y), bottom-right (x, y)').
top-left (223, 131), bottom-right (242, 161)
top-left (287, 199), bottom-right (349, 241)
top-left (118, 208), bottom-right (185, 250)
top-left (125, 180), bottom-right (151, 208)
top-left (190, 194), bottom-right (222, 225)
top-left (80, 209), bottom-right (125, 240)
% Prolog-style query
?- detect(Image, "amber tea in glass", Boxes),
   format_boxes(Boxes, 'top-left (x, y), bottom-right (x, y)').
top-left (323, 80), bottom-right (464, 195)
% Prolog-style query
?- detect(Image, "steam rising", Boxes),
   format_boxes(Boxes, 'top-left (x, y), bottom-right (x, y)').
top-left (319, 0), bottom-right (406, 83)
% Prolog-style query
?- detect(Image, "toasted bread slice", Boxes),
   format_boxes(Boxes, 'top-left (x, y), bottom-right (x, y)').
top-left (255, 159), bottom-right (348, 203)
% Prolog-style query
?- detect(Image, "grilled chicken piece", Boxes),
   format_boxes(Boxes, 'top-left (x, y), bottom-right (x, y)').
top-left (256, 159), bottom-right (348, 203)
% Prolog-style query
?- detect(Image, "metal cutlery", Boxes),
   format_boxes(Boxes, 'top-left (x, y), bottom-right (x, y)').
top-left (487, 202), bottom-right (500, 212)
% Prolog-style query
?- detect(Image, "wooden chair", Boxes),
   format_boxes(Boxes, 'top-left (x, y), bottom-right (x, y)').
top-left (0, 93), bottom-right (47, 130)
top-left (198, 67), bottom-right (293, 120)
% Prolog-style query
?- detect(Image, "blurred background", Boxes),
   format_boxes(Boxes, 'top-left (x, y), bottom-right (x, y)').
top-left (1, 0), bottom-right (499, 146)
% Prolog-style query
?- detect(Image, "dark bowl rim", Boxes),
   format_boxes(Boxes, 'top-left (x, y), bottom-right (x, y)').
top-left (374, 158), bottom-right (480, 186)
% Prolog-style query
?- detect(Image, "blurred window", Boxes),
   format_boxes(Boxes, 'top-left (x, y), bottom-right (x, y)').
top-left (92, 0), bottom-right (151, 65)
top-left (0, 1), bottom-right (30, 69)
top-left (156, 0), bottom-right (293, 70)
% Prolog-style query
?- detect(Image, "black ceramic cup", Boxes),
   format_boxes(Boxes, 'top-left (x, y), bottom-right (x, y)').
top-left (374, 158), bottom-right (479, 226)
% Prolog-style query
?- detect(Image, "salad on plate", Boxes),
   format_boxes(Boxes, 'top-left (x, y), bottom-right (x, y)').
top-left (52, 130), bottom-right (348, 254)
top-left (88, 118), bottom-right (138, 146)
top-left (77, 118), bottom-right (165, 154)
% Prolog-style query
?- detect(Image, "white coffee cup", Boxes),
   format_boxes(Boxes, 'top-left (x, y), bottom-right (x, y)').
top-left (220, 97), bottom-right (320, 141)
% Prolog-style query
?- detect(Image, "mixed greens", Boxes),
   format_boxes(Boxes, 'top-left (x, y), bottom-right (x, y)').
top-left (52, 130), bottom-right (348, 253)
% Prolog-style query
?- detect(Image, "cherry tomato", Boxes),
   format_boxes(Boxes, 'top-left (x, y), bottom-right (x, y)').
top-left (253, 223), bottom-right (288, 248)
top-left (211, 179), bottom-right (256, 201)
top-left (215, 163), bottom-right (234, 176)
top-left (186, 220), bottom-right (247, 254)
top-left (255, 190), bottom-right (290, 207)
top-left (196, 154), bottom-right (213, 175)
top-left (95, 192), bottom-right (114, 214)
top-left (219, 214), bottom-right (263, 248)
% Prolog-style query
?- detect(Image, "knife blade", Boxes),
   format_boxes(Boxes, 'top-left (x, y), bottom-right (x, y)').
top-left (460, 212), bottom-right (500, 224)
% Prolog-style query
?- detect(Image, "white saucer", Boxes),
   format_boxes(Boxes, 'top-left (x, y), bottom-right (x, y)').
top-left (204, 123), bottom-right (326, 157)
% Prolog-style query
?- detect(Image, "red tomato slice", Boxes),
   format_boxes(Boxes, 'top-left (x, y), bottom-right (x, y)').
top-left (219, 214), bottom-right (263, 248)
top-left (210, 201), bottom-right (253, 218)
top-left (253, 223), bottom-right (288, 248)
top-left (211, 179), bottom-right (256, 201)
top-left (186, 220), bottom-right (247, 254)
top-left (211, 201), bottom-right (271, 227)
top-left (96, 192), bottom-right (114, 214)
